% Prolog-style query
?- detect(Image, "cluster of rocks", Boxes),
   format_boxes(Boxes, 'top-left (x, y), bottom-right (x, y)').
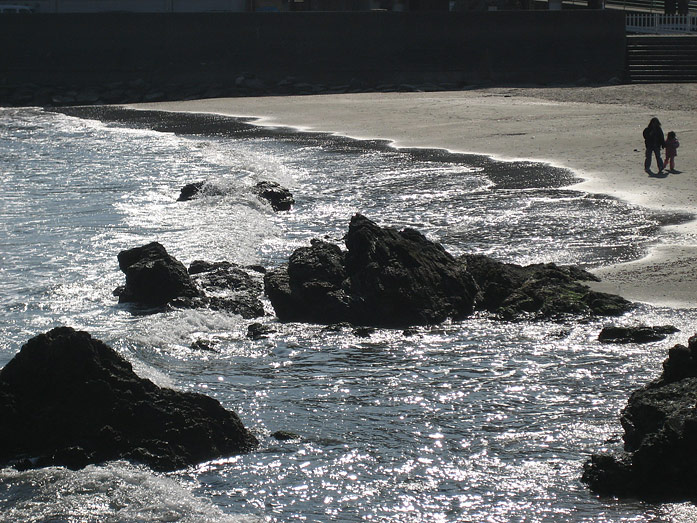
top-left (263, 214), bottom-right (632, 328)
top-left (178, 180), bottom-right (294, 212)
top-left (114, 242), bottom-right (265, 319)
top-left (0, 327), bottom-right (258, 471)
top-left (583, 333), bottom-right (697, 501)
top-left (0, 76), bottom-right (467, 108)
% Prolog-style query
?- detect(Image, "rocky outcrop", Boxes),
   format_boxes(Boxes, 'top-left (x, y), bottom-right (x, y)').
top-left (0, 327), bottom-right (258, 471)
top-left (253, 181), bottom-right (294, 211)
top-left (598, 324), bottom-right (679, 344)
top-left (264, 214), bottom-right (479, 327)
top-left (462, 254), bottom-right (632, 320)
top-left (114, 243), bottom-right (264, 318)
top-left (583, 334), bottom-right (697, 500)
top-left (264, 215), bottom-right (632, 327)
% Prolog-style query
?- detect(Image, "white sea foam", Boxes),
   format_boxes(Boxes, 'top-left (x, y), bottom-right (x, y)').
top-left (0, 463), bottom-right (261, 523)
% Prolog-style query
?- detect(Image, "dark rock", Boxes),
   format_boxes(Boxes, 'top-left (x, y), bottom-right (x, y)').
top-left (583, 334), bottom-right (697, 500)
top-left (462, 254), bottom-right (631, 320)
top-left (190, 339), bottom-right (218, 352)
top-left (0, 327), bottom-right (258, 471)
top-left (253, 181), bottom-right (294, 211)
top-left (115, 242), bottom-right (200, 306)
top-left (115, 245), bottom-right (264, 319)
top-left (353, 327), bottom-right (375, 338)
top-left (264, 215), bottom-right (629, 327)
top-left (271, 430), bottom-right (300, 441)
top-left (176, 181), bottom-right (227, 202)
top-left (247, 323), bottom-right (276, 340)
top-left (264, 215), bottom-right (478, 327)
top-left (598, 324), bottom-right (679, 344)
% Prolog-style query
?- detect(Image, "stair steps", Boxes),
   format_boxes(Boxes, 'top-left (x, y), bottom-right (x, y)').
top-left (626, 35), bottom-right (697, 83)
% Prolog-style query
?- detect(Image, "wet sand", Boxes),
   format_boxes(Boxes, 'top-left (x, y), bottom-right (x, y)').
top-left (131, 85), bottom-right (697, 308)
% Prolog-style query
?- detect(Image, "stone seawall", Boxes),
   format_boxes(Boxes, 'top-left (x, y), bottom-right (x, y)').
top-left (0, 10), bottom-right (626, 106)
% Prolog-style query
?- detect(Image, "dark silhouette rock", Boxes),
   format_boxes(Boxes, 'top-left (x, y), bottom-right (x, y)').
top-left (264, 215), bottom-right (631, 327)
top-left (115, 242), bottom-right (200, 306)
top-left (271, 430), bottom-right (300, 441)
top-left (247, 322), bottom-right (276, 340)
top-left (176, 181), bottom-right (225, 202)
top-left (114, 244), bottom-right (264, 319)
top-left (264, 214), bottom-right (478, 327)
top-left (253, 181), bottom-right (294, 211)
top-left (598, 324), bottom-right (679, 344)
top-left (583, 334), bottom-right (697, 500)
top-left (0, 327), bottom-right (258, 471)
top-left (177, 181), bottom-right (206, 201)
top-left (462, 254), bottom-right (632, 320)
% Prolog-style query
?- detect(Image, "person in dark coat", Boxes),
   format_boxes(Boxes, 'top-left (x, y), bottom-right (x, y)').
top-left (643, 117), bottom-right (665, 173)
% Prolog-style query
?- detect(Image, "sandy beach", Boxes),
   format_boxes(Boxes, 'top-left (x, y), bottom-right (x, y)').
top-left (132, 84), bottom-right (697, 308)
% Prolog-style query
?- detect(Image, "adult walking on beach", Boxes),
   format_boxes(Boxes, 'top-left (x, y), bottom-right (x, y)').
top-left (643, 117), bottom-right (665, 174)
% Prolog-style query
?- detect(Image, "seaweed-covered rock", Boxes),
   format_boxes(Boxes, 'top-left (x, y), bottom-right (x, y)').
top-left (114, 244), bottom-right (264, 318)
top-left (583, 334), bottom-right (697, 500)
top-left (462, 254), bottom-right (632, 320)
top-left (598, 324), bottom-right (679, 344)
top-left (265, 215), bottom-right (478, 327)
top-left (253, 181), bottom-right (294, 211)
top-left (0, 327), bottom-right (258, 471)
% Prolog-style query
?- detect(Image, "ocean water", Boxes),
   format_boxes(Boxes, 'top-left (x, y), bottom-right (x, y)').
top-left (1, 106), bottom-right (697, 522)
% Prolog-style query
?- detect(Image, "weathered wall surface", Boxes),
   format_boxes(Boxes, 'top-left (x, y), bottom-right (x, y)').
top-left (0, 11), bottom-right (625, 105)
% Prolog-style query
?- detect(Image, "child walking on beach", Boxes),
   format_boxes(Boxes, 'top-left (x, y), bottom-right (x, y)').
top-left (664, 131), bottom-right (680, 172)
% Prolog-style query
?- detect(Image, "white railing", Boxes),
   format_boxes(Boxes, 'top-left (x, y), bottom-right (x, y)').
top-left (627, 13), bottom-right (697, 33)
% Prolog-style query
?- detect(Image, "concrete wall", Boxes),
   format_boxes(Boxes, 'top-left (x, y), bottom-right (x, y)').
top-left (0, 11), bottom-right (626, 91)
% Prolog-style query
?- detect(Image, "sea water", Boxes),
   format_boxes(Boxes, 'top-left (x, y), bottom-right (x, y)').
top-left (1, 106), bottom-right (697, 522)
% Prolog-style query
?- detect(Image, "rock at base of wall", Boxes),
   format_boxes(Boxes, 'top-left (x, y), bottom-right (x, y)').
top-left (0, 327), bottom-right (258, 471)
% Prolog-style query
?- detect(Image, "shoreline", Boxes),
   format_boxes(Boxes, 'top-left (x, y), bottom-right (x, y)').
top-left (128, 85), bottom-right (697, 308)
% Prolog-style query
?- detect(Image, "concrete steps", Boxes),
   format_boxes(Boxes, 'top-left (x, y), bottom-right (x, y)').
top-left (627, 35), bottom-right (697, 83)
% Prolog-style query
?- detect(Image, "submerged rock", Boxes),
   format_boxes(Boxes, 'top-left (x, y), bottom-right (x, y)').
top-left (176, 181), bottom-right (225, 201)
top-left (253, 181), bottom-right (294, 211)
top-left (583, 333), bottom-right (697, 500)
top-left (264, 214), bottom-right (479, 327)
top-left (177, 181), bottom-right (206, 201)
top-left (0, 327), bottom-right (258, 471)
top-left (598, 324), bottom-right (679, 344)
top-left (114, 243), bottom-right (264, 318)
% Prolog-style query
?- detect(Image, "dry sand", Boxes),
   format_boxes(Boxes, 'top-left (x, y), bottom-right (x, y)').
top-left (132, 84), bottom-right (697, 308)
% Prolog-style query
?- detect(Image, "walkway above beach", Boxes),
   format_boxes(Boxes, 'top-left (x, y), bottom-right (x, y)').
top-left (132, 84), bottom-right (697, 308)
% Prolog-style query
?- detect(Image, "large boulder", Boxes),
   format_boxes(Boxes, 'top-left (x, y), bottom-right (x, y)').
top-left (583, 334), bottom-right (697, 500)
top-left (114, 244), bottom-right (264, 318)
top-left (115, 242), bottom-right (200, 306)
top-left (264, 214), bottom-right (479, 327)
top-left (462, 254), bottom-right (632, 320)
top-left (0, 327), bottom-right (258, 471)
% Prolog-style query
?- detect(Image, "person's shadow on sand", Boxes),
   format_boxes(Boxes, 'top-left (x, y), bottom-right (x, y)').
top-left (647, 169), bottom-right (669, 178)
